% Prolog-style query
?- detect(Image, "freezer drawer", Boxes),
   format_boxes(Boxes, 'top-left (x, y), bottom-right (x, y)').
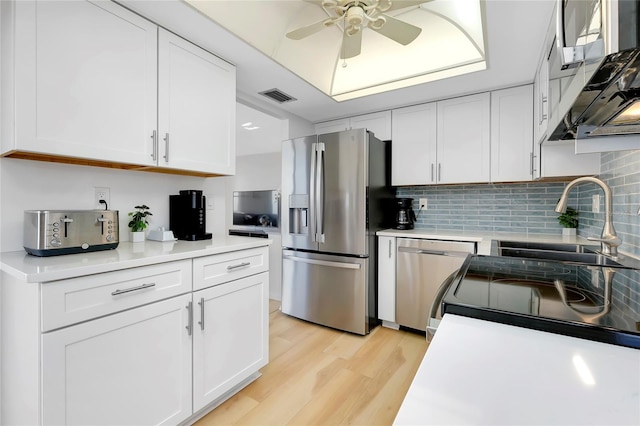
top-left (281, 250), bottom-right (370, 335)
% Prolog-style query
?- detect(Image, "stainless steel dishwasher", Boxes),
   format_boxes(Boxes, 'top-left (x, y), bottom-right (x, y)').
top-left (396, 238), bottom-right (476, 332)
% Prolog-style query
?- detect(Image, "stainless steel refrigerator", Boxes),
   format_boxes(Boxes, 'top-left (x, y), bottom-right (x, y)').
top-left (281, 129), bottom-right (394, 335)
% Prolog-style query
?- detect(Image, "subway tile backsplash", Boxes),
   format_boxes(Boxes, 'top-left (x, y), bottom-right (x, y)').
top-left (578, 149), bottom-right (640, 258)
top-left (396, 183), bottom-right (577, 235)
top-left (396, 149), bottom-right (640, 258)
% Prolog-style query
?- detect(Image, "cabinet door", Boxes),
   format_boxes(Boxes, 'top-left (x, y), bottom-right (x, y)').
top-left (193, 272), bottom-right (269, 411)
top-left (158, 28), bottom-right (236, 175)
top-left (391, 103), bottom-right (437, 185)
top-left (490, 85), bottom-right (534, 182)
top-left (11, 0), bottom-right (157, 165)
top-left (437, 93), bottom-right (491, 184)
top-left (378, 236), bottom-right (396, 323)
top-left (314, 118), bottom-right (350, 135)
top-left (350, 111), bottom-right (392, 141)
top-left (42, 294), bottom-right (193, 426)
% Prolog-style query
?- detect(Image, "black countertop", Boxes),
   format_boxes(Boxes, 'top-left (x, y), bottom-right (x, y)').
top-left (442, 255), bottom-right (640, 349)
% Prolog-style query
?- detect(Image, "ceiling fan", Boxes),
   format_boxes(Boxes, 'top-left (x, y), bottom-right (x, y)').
top-left (286, 0), bottom-right (430, 59)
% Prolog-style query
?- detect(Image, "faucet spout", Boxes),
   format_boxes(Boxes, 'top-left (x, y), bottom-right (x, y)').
top-left (555, 176), bottom-right (621, 257)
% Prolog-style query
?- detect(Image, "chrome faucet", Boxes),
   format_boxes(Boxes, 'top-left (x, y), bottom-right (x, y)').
top-left (555, 176), bottom-right (622, 257)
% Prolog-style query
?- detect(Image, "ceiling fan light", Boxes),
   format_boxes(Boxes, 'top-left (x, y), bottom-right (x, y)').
top-left (346, 5), bottom-right (365, 26)
top-left (369, 16), bottom-right (386, 30)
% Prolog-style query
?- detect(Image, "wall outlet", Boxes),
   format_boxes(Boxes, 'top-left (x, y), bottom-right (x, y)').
top-left (592, 194), bottom-right (600, 213)
top-left (419, 198), bottom-right (428, 210)
top-left (95, 187), bottom-right (110, 210)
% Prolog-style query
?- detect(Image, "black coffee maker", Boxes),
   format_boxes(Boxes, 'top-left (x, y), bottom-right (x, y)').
top-left (170, 190), bottom-right (212, 241)
top-left (394, 198), bottom-right (416, 230)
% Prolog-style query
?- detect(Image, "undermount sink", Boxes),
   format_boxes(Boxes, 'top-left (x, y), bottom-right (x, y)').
top-left (494, 240), bottom-right (625, 267)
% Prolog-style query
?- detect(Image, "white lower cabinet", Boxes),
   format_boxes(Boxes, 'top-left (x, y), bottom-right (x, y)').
top-left (1, 245), bottom-right (270, 425)
top-left (42, 294), bottom-right (193, 426)
top-left (193, 272), bottom-right (269, 410)
top-left (377, 236), bottom-right (396, 324)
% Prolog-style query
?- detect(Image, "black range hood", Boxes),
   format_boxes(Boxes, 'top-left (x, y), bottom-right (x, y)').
top-left (550, 48), bottom-right (640, 140)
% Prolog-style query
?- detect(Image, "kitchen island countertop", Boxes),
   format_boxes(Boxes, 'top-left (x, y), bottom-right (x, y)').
top-left (394, 313), bottom-right (640, 425)
top-left (0, 236), bottom-right (272, 282)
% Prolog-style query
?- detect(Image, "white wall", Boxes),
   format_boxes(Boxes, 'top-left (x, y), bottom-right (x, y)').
top-left (0, 158), bottom-right (228, 252)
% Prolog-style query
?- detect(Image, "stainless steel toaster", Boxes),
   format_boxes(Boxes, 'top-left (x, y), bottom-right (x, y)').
top-left (24, 210), bottom-right (119, 256)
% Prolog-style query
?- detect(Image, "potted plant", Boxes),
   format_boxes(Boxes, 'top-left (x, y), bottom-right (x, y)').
top-left (558, 206), bottom-right (578, 236)
top-left (128, 205), bottom-right (152, 242)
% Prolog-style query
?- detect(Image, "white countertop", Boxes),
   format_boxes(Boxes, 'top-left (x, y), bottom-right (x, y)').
top-left (394, 314), bottom-right (640, 426)
top-left (0, 235), bottom-right (271, 283)
top-left (377, 228), bottom-right (594, 255)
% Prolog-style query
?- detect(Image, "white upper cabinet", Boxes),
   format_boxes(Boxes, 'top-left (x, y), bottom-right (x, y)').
top-left (314, 118), bottom-right (350, 135)
top-left (391, 93), bottom-right (490, 186)
top-left (391, 103), bottom-right (437, 186)
top-left (436, 93), bottom-right (491, 184)
top-left (157, 29), bottom-right (235, 175)
top-left (490, 85), bottom-right (534, 183)
top-left (315, 111), bottom-right (392, 140)
top-left (1, 0), bottom-right (236, 176)
top-left (5, 0), bottom-right (158, 165)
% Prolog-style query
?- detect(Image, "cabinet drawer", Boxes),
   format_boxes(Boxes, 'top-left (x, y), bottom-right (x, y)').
top-left (42, 260), bottom-right (192, 331)
top-left (193, 247), bottom-right (268, 290)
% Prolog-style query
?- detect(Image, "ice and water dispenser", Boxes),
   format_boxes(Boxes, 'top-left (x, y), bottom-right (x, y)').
top-left (288, 194), bottom-right (309, 235)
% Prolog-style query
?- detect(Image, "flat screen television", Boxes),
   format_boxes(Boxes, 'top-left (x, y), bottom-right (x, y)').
top-left (232, 190), bottom-right (279, 229)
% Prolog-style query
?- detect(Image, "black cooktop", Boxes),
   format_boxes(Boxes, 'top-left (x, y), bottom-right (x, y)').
top-left (442, 255), bottom-right (640, 349)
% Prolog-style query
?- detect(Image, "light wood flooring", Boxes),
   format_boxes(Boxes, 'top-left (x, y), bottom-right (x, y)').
top-left (196, 300), bottom-right (429, 426)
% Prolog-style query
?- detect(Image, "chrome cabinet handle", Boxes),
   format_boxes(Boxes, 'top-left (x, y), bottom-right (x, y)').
top-left (186, 301), bottom-right (193, 336)
top-left (227, 262), bottom-right (250, 271)
top-left (150, 130), bottom-right (157, 161)
top-left (530, 152), bottom-right (534, 175)
top-left (388, 239), bottom-right (392, 258)
top-left (438, 163), bottom-right (442, 181)
top-left (197, 297), bottom-right (205, 330)
top-left (431, 163), bottom-right (434, 182)
top-left (163, 133), bottom-right (169, 163)
top-left (111, 282), bottom-right (156, 296)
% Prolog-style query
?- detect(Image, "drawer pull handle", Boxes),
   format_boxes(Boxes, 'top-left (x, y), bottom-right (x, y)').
top-left (111, 282), bottom-right (156, 296)
top-left (227, 262), bottom-right (251, 271)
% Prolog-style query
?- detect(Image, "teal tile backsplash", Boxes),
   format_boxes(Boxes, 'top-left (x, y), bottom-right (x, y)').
top-left (396, 182), bottom-right (577, 234)
top-left (577, 149), bottom-right (640, 257)
top-left (396, 150), bottom-right (640, 258)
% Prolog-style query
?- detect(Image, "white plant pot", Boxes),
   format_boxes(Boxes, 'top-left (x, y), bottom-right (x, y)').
top-left (562, 228), bottom-right (576, 236)
top-left (131, 231), bottom-right (145, 243)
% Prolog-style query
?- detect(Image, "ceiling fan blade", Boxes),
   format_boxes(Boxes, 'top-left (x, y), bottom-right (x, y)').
top-left (340, 28), bottom-right (363, 59)
top-left (370, 14), bottom-right (422, 45)
top-left (286, 19), bottom-right (333, 40)
top-left (379, 0), bottom-right (431, 12)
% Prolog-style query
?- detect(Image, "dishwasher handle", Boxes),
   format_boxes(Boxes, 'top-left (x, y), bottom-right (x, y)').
top-left (398, 246), bottom-right (472, 257)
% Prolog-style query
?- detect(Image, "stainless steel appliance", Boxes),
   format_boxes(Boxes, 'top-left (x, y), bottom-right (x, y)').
top-left (232, 190), bottom-right (279, 229)
top-left (24, 210), bottom-right (119, 256)
top-left (280, 129), bottom-right (394, 335)
top-left (396, 238), bottom-right (476, 332)
top-left (394, 198), bottom-right (416, 230)
top-left (169, 190), bottom-right (212, 241)
top-left (441, 254), bottom-right (640, 349)
top-left (547, 0), bottom-right (640, 141)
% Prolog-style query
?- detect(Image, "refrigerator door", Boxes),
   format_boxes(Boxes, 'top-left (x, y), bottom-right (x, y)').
top-left (317, 129), bottom-right (369, 256)
top-left (281, 135), bottom-right (317, 251)
top-left (281, 250), bottom-right (369, 335)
